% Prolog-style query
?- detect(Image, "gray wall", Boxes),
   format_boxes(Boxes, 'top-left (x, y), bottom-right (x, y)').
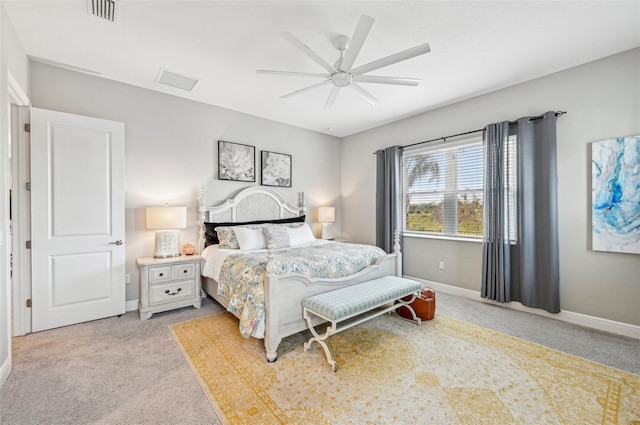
top-left (341, 48), bottom-right (640, 327)
top-left (29, 61), bottom-right (342, 302)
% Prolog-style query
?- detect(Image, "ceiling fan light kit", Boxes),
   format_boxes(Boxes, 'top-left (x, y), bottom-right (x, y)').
top-left (331, 72), bottom-right (352, 88)
top-left (257, 14), bottom-right (431, 108)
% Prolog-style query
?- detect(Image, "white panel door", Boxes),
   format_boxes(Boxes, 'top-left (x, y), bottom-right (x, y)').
top-left (31, 108), bottom-right (125, 332)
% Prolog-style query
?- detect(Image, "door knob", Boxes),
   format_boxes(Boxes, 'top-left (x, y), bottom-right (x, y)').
top-left (109, 240), bottom-right (123, 246)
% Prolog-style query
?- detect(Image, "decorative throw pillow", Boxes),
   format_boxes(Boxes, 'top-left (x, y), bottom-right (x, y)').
top-left (288, 223), bottom-right (316, 247)
top-left (263, 225), bottom-right (291, 249)
top-left (234, 227), bottom-right (267, 250)
top-left (215, 227), bottom-right (241, 249)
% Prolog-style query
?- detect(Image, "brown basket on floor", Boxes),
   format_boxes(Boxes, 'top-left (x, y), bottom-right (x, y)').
top-left (397, 288), bottom-right (436, 320)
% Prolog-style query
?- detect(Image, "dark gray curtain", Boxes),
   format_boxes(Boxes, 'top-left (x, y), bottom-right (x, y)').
top-left (375, 146), bottom-right (402, 253)
top-left (482, 121), bottom-right (512, 303)
top-left (482, 111), bottom-right (560, 313)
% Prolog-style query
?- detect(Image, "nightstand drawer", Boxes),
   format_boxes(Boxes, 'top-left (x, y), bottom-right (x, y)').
top-left (137, 255), bottom-right (202, 320)
top-left (148, 266), bottom-right (172, 283)
top-left (149, 280), bottom-right (195, 305)
top-left (173, 263), bottom-right (195, 279)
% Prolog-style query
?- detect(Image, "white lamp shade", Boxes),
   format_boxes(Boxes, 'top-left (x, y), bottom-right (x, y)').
top-left (145, 206), bottom-right (187, 230)
top-left (145, 206), bottom-right (187, 258)
top-left (318, 206), bottom-right (335, 223)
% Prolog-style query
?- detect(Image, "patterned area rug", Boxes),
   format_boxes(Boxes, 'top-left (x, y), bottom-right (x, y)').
top-left (170, 312), bottom-right (640, 425)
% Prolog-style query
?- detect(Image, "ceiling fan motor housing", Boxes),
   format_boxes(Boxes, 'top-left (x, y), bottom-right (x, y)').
top-left (331, 71), bottom-right (352, 87)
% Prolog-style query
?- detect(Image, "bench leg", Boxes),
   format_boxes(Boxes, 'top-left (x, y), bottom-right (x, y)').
top-left (394, 293), bottom-right (422, 325)
top-left (302, 290), bottom-right (421, 372)
top-left (303, 310), bottom-right (338, 372)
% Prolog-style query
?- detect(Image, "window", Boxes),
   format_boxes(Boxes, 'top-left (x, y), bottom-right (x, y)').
top-left (403, 137), bottom-right (484, 238)
top-left (504, 135), bottom-right (518, 242)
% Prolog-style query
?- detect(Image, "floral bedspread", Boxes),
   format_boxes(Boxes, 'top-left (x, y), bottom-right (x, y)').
top-left (217, 243), bottom-right (386, 337)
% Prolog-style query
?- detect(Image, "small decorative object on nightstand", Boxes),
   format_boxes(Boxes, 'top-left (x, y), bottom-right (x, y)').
top-left (137, 255), bottom-right (202, 320)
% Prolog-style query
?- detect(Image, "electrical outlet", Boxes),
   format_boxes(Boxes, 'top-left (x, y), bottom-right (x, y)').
top-left (125, 274), bottom-right (131, 284)
top-left (438, 261), bottom-right (445, 270)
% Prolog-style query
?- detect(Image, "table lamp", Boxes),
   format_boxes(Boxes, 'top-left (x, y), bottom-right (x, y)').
top-left (145, 205), bottom-right (187, 258)
top-left (318, 206), bottom-right (335, 240)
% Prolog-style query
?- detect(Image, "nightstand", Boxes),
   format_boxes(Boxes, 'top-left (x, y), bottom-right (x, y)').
top-left (137, 255), bottom-right (202, 320)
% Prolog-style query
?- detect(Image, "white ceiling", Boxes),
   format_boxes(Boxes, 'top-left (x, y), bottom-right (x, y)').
top-left (4, 1), bottom-right (640, 137)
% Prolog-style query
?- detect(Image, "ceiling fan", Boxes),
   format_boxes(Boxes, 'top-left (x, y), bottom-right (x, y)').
top-left (257, 14), bottom-right (431, 109)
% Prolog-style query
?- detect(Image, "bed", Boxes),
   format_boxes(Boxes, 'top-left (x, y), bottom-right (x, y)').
top-left (197, 186), bottom-right (401, 362)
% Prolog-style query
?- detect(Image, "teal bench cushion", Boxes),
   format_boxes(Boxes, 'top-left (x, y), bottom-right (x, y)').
top-left (302, 276), bottom-right (421, 321)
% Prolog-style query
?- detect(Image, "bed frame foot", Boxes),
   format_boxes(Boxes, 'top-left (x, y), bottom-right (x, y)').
top-left (266, 350), bottom-right (278, 363)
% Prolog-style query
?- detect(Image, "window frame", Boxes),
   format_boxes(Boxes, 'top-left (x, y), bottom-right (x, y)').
top-left (402, 135), bottom-right (484, 240)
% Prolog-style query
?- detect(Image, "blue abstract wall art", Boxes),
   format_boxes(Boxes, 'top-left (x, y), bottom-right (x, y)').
top-left (591, 135), bottom-right (640, 254)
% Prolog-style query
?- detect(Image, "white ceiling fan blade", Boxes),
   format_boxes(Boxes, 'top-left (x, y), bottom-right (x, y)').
top-left (280, 79), bottom-right (331, 99)
top-left (340, 14), bottom-right (375, 71)
top-left (352, 43), bottom-right (431, 76)
top-left (324, 86), bottom-right (341, 109)
top-left (282, 32), bottom-right (337, 74)
top-left (257, 70), bottom-right (330, 79)
top-left (353, 75), bottom-right (421, 86)
top-left (350, 83), bottom-right (378, 105)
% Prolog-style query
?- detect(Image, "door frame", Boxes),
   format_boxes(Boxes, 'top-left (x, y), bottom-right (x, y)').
top-left (8, 71), bottom-right (30, 336)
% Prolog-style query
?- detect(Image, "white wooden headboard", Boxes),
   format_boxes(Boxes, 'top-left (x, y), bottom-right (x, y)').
top-left (198, 186), bottom-right (306, 251)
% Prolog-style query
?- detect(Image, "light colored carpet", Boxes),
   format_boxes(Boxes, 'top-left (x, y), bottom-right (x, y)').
top-left (2, 293), bottom-right (639, 424)
top-left (171, 311), bottom-right (640, 425)
top-left (1, 298), bottom-right (225, 425)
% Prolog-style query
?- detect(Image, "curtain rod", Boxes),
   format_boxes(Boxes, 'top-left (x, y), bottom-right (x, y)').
top-left (509, 110), bottom-right (566, 125)
top-left (401, 128), bottom-right (483, 149)
top-left (374, 111), bottom-right (567, 153)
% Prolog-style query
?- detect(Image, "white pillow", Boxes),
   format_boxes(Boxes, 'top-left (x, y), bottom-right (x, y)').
top-left (234, 227), bottom-right (267, 250)
top-left (288, 223), bottom-right (316, 247)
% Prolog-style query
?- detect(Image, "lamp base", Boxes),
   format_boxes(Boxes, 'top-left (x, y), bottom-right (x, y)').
top-left (321, 223), bottom-right (334, 240)
top-left (154, 230), bottom-right (181, 258)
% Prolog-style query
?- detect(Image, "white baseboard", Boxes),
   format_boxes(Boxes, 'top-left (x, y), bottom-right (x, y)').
top-left (407, 276), bottom-right (640, 340)
top-left (0, 357), bottom-right (11, 389)
top-left (125, 300), bottom-right (139, 312)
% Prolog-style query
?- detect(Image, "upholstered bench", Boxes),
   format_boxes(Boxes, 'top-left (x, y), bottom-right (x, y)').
top-left (302, 275), bottom-right (422, 371)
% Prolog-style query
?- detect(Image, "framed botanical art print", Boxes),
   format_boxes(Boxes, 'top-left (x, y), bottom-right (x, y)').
top-left (218, 140), bottom-right (255, 182)
top-left (261, 151), bottom-right (291, 187)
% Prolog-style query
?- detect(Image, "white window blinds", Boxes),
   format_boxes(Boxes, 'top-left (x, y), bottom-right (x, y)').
top-left (403, 137), bottom-right (484, 238)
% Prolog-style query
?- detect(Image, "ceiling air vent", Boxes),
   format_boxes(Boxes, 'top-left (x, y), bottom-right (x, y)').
top-left (88, 0), bottom-right (117, 22)
top-left (157, 69), bottom-right (199, 92)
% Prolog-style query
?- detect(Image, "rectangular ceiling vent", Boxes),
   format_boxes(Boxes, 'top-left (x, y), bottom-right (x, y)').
top-left (88, 0), bottom-right (117, 22)
top-left (157, 69), bottom-right (199, 92)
